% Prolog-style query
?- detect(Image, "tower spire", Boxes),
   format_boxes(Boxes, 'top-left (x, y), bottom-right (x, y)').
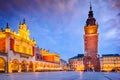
top-left (6, 23), bottom-right (10, 28)
top-left (90, 1), bottom-right (92, 11)
top-left (88, 2), bottom-right (93, 18)
top-left (86, 2), bottom-right (96, 26)
top-left (22, 18), bottom-right (26, 24)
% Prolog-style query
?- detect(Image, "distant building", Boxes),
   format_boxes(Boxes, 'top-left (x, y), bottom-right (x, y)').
top-left (69, 54), bottom-right (84, 71)
top-left (83, 3), bottom-right (100, 71)
top-left (100, 54), bottom-right (120, 72)
top-left (60, 59), bottom-right (68, 70)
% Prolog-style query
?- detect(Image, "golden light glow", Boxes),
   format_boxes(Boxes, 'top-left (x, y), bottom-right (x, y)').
top-left (101, 56), bottom-right (120, 72)
top-left (0, 22), bottom-right (36, 56)
top-left (76, 65), bottom-right (84, 71)
top-left (12, 59), bottom-right (19, 72)
top-left (14, 40), bottom-right (33, 55)
top-left (18, 24), bottom-right (30, 40)
top-left (0, 38), bottom-right (6, 53)
top-left (41, 49), bottom-right (60, 63)
top-left (0, 57), bottom-right (5, 71)
top-left (84, 25), bottom-right (98, 34)
top-left (0, 21), bottom-right (61, 73)
top-left (5, 28), bottom-right (11, 32)
top-left (0, 34), bottom-right (6, 38)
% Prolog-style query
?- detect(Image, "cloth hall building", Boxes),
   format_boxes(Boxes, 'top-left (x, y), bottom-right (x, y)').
top-left (0, 19), bottom-right (61, 73)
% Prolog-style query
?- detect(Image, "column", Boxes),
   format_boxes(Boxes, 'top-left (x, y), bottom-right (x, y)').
top-left (27, 64), bottom-right (29, 72)
top-left (18, 63), bottom-right (21, 72)
top-left (33, 63), bottom-right (35, 72)
top-left (5, 62), bottom-right (8, 73)
top-left (8, 61), bottom-right (12, 73)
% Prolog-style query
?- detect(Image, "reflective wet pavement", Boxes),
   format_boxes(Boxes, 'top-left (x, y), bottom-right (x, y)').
top-left (0, 71), bottom-right (120, 80)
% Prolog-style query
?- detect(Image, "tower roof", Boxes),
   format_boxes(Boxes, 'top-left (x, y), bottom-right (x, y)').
top-left (86, 3), bottom-right (96, 26)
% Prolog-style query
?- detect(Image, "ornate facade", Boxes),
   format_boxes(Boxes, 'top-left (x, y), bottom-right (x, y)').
top-left (83, 4), bottom-right (100, 71)
top-left (0, 19), bottom-right (61, 73)
top-left (34, 48), bottom-right (61, 71)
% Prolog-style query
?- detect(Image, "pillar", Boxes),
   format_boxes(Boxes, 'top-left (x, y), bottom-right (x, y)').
top-left (8, 61), bottom-right (12, 73)
top-left (27, 64), bottom-right (29, 72)
top-left (5, 62), bottom-right (8, 73)
top-left (33, 63), bottom-right (35, 72)
top-left (18, 63), bottom-right (21, 72)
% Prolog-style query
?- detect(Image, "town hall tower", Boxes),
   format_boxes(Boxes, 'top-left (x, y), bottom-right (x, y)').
top-left (83, 3), bottom-right (100, 71)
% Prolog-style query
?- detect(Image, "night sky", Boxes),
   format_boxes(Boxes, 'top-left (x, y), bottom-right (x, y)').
top-left (0, 0), bottom-right (120, 61)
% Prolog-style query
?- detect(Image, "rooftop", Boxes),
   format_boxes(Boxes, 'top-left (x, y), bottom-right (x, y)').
top-left (102, 54), bottom-right (120, 57)
top-left (69, 54), bottom-right (84, 59)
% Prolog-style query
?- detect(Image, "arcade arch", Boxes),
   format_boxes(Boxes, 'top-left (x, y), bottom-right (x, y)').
top-left (0, 57), bottom-right (6, 72)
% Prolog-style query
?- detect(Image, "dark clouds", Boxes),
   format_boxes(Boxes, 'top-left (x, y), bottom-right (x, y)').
top-left (113, 0), bottom-right (120, 51)
top-left (0, 0), bottom-right (119, 15)
top-left (113, 0), bottom-right (120, 9)
top-left (0, 0), bottom-right (79, 14)
top-left (0, 0), bottom-right (119, 37)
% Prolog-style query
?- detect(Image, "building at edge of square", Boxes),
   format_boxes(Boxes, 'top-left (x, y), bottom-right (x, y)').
top-left (0, 19), bottom-right (61, 73)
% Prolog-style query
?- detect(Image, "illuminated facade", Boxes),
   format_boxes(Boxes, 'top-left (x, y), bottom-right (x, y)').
top-left (41, 49), bottom-right (60, 63)
top-left (100, 54), bottom-right (120, 72)
top-left (34, 48), bottom-right (61, 71)
top-left (0, 19), bottom-right (61, 73)
top-left (69, 54), bottom-right (84, 71)
top-left (83, 4), bottom-right (100, 71)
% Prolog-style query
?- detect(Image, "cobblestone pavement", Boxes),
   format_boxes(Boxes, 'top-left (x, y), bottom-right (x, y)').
top-left (0, 71), bottom-right (120, 80)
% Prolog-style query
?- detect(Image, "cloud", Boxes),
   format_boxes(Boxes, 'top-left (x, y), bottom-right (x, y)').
top-left (112, 0), bottom-right (120, 9)
top-left (0, 0), bottom-right (69, 14)
top-left (104, 29), bottom-right (117, 40)
top-left (113, 17), bottom-right (120, 40)
top-left (0, 0), bottom-right (120, 59)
